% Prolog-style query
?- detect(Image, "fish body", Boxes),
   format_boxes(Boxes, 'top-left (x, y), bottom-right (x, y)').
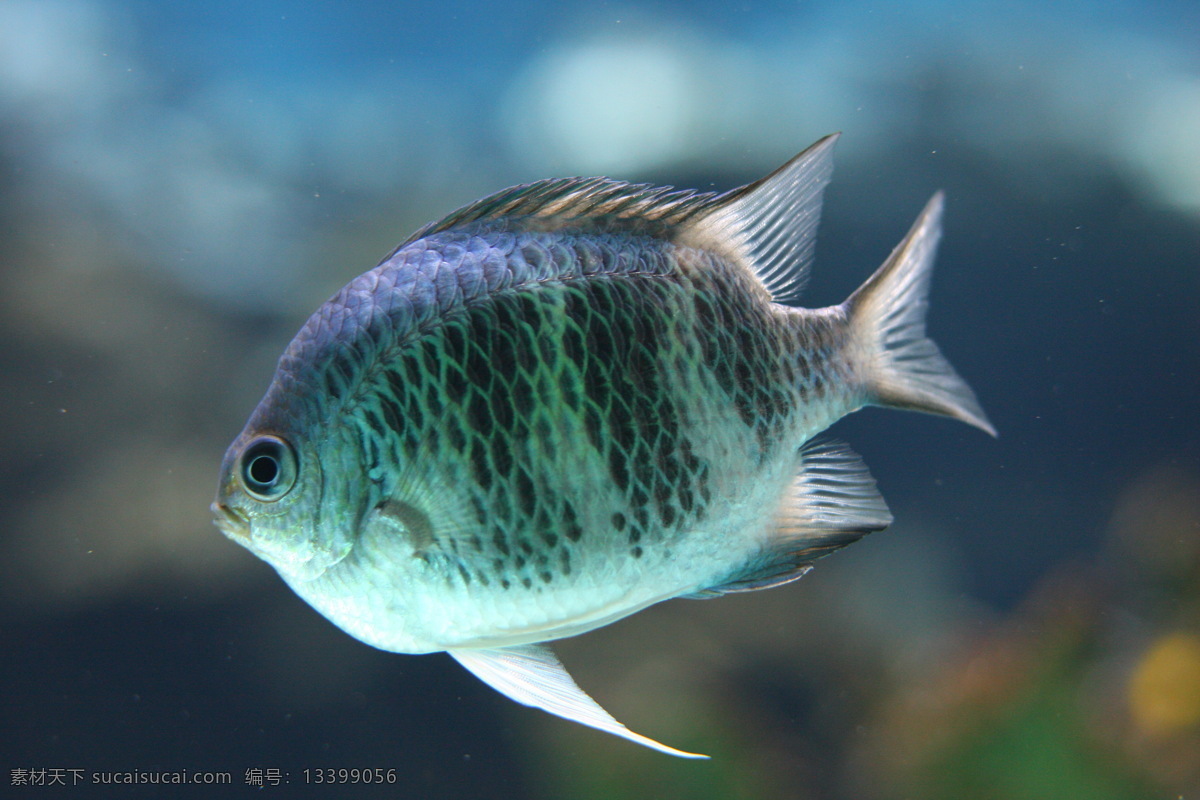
top-left (213, 135), bottom-right (993, 757)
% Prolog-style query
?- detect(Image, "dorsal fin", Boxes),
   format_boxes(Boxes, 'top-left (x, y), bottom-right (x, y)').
top-left (402, 176), bottom-right (726, 245)
top-left (400, 134), bottom-right (839, 305)
top-left (690, 133), bottom-right (838, 304)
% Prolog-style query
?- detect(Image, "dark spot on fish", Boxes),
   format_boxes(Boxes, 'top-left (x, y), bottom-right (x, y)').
top-left (680, 439), bottom-right (700, 472)
top-left (443, 320), bottom-right (467, 363)
top-left (628, 527), bottom-right (641, 545)
top-left (582, 402), bottom-right (604, 450)
top-left (465, 342), bottom-right (490, 391)
top-left (560, 373), bottom-right (580, 411)
top-left (492, 293), bottom-right (517, 332)
top-left (445, 363), bottom-right (468, 406)
top-left (656, 446), bottom-right (678, 484)
top-left (516, 293), bottom-right (542, 325)
top-left (607, 445), bottom-right (630, 492)
top-left (446, 420), bottom-right (466, 453)
top-left (501, 578), bottom-right (511, 590)
top-left (559, 549), bottom-right (571, 575)
top-left (469, 439), bottom-right (492, 490)
top-left (512, 371), bottom-right (535, 419)
top-left (518, 538), bottom-right (535, 557)
top-left (457, 564), bottom-right (472, 584)
top-left (385, 368), bottom-right (406, 403)
top-left (403, 349), bottom-right (425, 387)
top-left (755, 419), bottom-right (771, 458)
top-left (380, 396), bottom-right (404, 437)
top-left (794, 352), bottom-right (809, 380)
top-left (467, 390), bottom-right (493, 437)
top-left (654, 479), bottom-right (671, 508)
top-left (537, 331), bottom-right (557, 367)
top-left (564, 501), bottom-right (583, 542)
top-left (563, 322), bottom-right (585, 371)
top-left (424, 380), bottom-right (444, 420)
top-left (659, 503), bottom-right (677, 528)
top-left (630, 484), bottom-right (648, 511)
top-left (521, 577), bottom-right (533, 590)
top-left (534, 417), bottom-right (554, 458)
top-left (631, 546), bottom-right (643, 559)
top-left (611, 512), bottom-right (626, 531)
top-left (734, 357), bottom-right (751, 390)
top-left (539, 571), bottom-right (553, 584)
top-left (541, 531), bottom-right (558, 548)
top-left (628, 342), bottom-right (656, 395)
top-left (515, 554), bottom-right (526, 569)
top-left (333, 350), bottom-right (357, 389)
top-left (633, 505), bottom-right (649, 530)
top-left (516, 468), bottom-right (536, 517)
top-left (515, 325), bottom-right (538, 374)
top-left (492, 530), bottom-right (510, 557)
top-left (491, 382), bottom-right (515, 432)
top-left (402, 390), bottom-right (425, 431)
top-left (490, 437), bottom-right (513, 477)
top-left (585, 315), bottom-right (616, 368)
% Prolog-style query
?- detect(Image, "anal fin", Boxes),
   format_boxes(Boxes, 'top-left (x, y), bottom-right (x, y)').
top-left (689, 436), bottom-right (892, 598)
top-left (449, 644), bottom-right (707, 759)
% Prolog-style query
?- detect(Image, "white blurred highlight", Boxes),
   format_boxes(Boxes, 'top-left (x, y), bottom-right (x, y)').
top-left (1119, 77), bottom-right (1200, 214)
top-left (502, 32), bottom-right (760, 176)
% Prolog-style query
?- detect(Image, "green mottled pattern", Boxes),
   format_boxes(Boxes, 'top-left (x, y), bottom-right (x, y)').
top-left (308, 225), bottom-right (849, 646)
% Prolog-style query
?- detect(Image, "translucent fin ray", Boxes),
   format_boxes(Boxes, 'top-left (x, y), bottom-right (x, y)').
top-left (397, 135), bottom-right (840, 307)
top-left (449, 644), bottom-right (708, 759)
top-left (695, 134), bottom-right (839, 303)
top-left (846, 193), bottom-right (996, 436)
top-left (401, 177), bottom-right (726, 246)
top-left (688, 436), bottom-right (890, 598)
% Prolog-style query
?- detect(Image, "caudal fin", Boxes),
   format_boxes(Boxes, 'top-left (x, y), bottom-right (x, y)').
top-left (844, 193), bottom-right (996, 436)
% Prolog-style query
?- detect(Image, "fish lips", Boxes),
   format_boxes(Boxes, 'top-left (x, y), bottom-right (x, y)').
top-left (211, 501), bottom-right (251, 543)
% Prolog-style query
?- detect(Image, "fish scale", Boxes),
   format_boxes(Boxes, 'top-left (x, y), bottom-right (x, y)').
top-left (214, 134), bottom-right (994, 757)
top-left (332, 237), bottom-right (825, 644)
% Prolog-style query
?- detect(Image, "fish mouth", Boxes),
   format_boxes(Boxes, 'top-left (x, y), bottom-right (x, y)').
top-left (212, 502), bottom-right (251, 542)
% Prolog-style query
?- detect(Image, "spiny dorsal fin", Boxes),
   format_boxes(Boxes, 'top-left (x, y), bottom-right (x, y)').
top-left (402, 176), bottom-right (727, 244)
top-left (400, 135), bottom-right (839, 307)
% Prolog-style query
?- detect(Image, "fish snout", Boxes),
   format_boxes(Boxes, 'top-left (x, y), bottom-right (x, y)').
top-left (212, 501), bottom-right (251, 542)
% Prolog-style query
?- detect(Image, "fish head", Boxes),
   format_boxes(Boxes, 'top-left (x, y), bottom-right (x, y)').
top-left (212, 421), bottom-right (352, 583)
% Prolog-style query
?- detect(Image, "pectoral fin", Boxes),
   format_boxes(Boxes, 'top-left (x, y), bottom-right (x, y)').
top-left (449, 644), bottom-right (708, 759)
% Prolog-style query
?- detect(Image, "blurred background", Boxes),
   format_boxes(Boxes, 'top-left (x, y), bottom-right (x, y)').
top-left (2, 0), bottom-right (1197, 797)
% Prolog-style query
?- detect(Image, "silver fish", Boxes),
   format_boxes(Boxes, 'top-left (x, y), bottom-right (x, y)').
top-left (212, 134), bottom-right (993, 758)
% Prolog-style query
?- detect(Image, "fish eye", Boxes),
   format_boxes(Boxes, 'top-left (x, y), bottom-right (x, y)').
top-left (239, 435), bottom-right (297, 502)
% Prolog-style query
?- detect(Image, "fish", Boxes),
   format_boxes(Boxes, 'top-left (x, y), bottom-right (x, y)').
top-left (212, 134), bottom-right (994, 759)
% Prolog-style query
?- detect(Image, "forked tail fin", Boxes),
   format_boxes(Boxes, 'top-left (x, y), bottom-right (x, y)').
top-left (845, 193), bottom-right (996, 436)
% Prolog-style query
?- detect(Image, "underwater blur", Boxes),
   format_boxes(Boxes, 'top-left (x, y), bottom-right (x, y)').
top-left (2, 0), bottom-right (1198, 797)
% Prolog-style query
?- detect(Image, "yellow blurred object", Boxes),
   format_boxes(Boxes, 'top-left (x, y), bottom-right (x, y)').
top-left (1129, 632), bottom-right (1200, 737)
